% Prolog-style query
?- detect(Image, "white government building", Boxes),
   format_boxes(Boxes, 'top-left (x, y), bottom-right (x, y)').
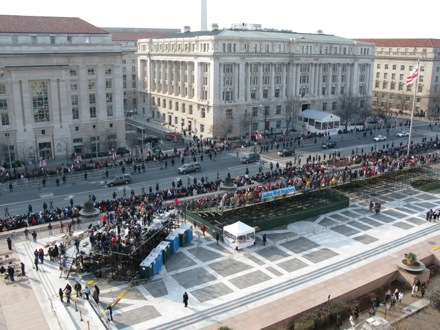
top-left (137, 24), bottom-right (375, 140)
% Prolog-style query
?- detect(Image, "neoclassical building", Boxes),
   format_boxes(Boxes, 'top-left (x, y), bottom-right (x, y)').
top-left (137, 25), bottom-right (375, 140)
top-left (0, 15), bottom-right (125, 166)
top-left (357, 38), bottom-right (440, 118)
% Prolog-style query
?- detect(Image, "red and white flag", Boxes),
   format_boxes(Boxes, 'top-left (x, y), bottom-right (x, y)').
top-left (406, 67), bottom-right (418, 85)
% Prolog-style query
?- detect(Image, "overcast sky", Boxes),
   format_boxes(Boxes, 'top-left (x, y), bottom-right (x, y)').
top-left (2, 0), bottom-right (438, 39)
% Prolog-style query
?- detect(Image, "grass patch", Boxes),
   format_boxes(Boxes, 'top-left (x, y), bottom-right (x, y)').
top-left (411, 179), bottom-right (440, 192)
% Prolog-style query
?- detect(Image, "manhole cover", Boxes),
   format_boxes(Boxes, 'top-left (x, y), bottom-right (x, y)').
top-left (405, 308), bottom-right (413, 313)
top-left (428, 241), bottom-right (436, 245)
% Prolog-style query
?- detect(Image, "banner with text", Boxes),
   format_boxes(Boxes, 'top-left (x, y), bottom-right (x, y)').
top-left (261, 186), bottom-right (296, 200)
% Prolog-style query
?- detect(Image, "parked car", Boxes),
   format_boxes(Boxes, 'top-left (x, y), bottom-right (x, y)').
top-left (178, 162), bottom-right (201, 174)
top-left (321, 141), bottom-right (337, 149)
top-left (373, 135), bottom-right (387, 142)
top-left (277, 148), bottom-right (295, 157)
top-left (241, 153), bottom-right (260, 164)
top-left (106, 174), bottom-right (132, 187)
top-left (397, 131), bottom-right (409, 137)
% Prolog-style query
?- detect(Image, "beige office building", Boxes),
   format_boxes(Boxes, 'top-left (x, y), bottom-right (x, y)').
top-left (0, 15), bottom-right (125, 167)
top-left (358, 39), bottom-right (440, 118)
top-left (138, 25), bottom-right (375, 140)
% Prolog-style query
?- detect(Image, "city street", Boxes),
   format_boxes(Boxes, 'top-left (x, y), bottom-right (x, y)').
top-left (1, 117), bottom-right (439, 218)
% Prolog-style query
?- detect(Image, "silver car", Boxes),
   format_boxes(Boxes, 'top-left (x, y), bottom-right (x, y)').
top-left (178, 162), bottom-right (201, 174)
top-left (106, 174), bottom-right (132, 187)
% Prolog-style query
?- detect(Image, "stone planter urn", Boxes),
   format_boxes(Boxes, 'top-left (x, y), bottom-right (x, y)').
top-left (396, 252), bottom-right (426, 272)
top-left (220, 172), bottom-right (237, 191)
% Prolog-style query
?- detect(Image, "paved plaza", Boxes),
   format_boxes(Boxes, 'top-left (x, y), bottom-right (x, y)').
top-left (1, 183), bottom-right (440, 329)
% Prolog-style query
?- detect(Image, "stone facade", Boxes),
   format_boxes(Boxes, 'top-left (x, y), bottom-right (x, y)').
top-left (0, 15), bottom-right (125, 166)
top-left (357, 38), bottom-right (440, 118)
top-left (138, 27), bottom-right (375, 139)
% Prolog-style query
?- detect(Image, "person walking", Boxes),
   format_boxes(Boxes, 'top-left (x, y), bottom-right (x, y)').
top-left (24, 227), bottom-right (29, 240)
top-left (83, 285), bottom-right (90, 300)
top-left (59, 221), bottom-right (64, 233)
top-left (216, 232), bottom-right (220, 245)
top-left (31, 230), bottom-right (37, 242)
top-left (48, 223), bottom-right (53, 235)
top-left (34, 256), bottom-right (39, 271)
top-left (20, 262), bottom-right (25, 276)
top-left (93, 285), bottom-right (100, 304)
top-left (262, 234), bottom-right (267, 246)
top-left (74, 281), bottom-right (82, 298)
top-left (59, 288), bottom-right (64, 303)
top-left (7, 265), bottom-right (15, 282)
top-left (183, 291), bottom-right (189, 307)
top-left (7, 236), bottom-right (12, 250)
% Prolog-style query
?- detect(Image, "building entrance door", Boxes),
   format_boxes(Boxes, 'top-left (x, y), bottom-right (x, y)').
top-left (39, 142), bottom-right (52, 160)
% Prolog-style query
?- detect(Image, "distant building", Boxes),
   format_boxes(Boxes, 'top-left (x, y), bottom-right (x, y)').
top-left (0, 14), bottom-right (125, 164)
top-left (356, 38), bottom-right (440, 118)
top-left (102, 28), bottom-right (179, 115)
top-left (138, 25), bottom-right (375, 140)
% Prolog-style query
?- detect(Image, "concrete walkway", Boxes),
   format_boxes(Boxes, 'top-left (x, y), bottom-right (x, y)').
top-left (1, 183), bottom-right (440, 329)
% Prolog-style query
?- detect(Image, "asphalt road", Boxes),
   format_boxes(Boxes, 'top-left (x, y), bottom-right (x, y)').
top-left (1, 118), bottom-right (438, 217)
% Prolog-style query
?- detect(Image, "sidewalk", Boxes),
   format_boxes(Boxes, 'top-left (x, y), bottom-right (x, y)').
top-left (336, 292), bottom-right (430, 329)
top-left (0, 239), bottom-right (50, 330)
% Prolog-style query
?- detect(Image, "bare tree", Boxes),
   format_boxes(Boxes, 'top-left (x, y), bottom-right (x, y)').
top-left (216, 116), bottom-right (234, 141)
top-left (284, 97), bottom-right (302, 135)
top-left (334, 93), bottom-right (365, 127)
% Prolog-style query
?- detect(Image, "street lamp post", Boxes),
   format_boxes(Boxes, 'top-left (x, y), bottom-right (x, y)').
top-left (93, 126), bottom-right (98, 159)
top-left (5, 133), bottom-right (12, 171)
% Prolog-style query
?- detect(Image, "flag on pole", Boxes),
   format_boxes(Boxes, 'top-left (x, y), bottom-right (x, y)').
top-left (406, 67), bottom-right (419, 85)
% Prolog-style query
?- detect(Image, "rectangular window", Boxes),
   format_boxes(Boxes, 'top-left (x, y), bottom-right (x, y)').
top-left (88, 67), bottom-right (95, 76)
top-left (70, 68), bottom-right (77, 76)
top-left (263, 89), bottom-right (268, 98)
top-left (50, 36), bottom-right (56, 44)
top-left (0, 99), bottom-right (9, 125)
top-left (31, 81), bottom-right (50, 122)
top-left (132, 74), bottom-right (136, 88)
top-left (276, 120), bottom-right (281, 129)
top-left (275, 89), bottom-right (280, 98)
top-left (89, 94), bottom-right (96, 118)
top-left (252, 107), bottom-right (258, 117)
top-left (70, 81), bottom-right (77, 91)
top-left (88, 80), bottom-right (95, 90)
top-left (200, 124), bottom-right (204, 133)
top-left (226, 109), bottom-right (233, 119)
top-left (0, 83), bottom-right (6, 95)
top-left (105, 67), bottom-right (112, 75)
top-left (276, 105), bottom-right (281, 115)
top-left (123, 75), bottom-right (127, 89)
top-left (106, 79), bottom-right (112, 89)
top-left (67, 36), bottom-right (72, 44)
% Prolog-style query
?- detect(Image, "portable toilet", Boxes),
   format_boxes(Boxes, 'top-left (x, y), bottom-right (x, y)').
top-left (139, 255), bottom-right (154, 279)
top-left (175, 228), bottom-right (188, 247)
top-left (157, 241), bottom-right (171, 264)
top-left (165, 231), bottom-right (180, 254)
top-left (180, 223), bottom-right (194, 242)
top-left (150, 250), bottom-right (163, 276)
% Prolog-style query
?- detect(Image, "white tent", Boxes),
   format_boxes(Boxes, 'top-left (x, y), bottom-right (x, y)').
top-left (223, 221), bottom-right (255, 250)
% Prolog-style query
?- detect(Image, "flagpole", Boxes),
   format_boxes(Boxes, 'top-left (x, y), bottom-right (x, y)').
top-left (406, 58), bottom-right (420, 157)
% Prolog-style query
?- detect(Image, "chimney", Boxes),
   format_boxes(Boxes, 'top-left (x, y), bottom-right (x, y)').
top-left (183, 26), bottom-right (191, 33)
top-left (211, 23), bottom-right (219, 31)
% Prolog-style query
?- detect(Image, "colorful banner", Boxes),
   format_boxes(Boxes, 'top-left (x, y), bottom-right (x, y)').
top-left (261, 186), bottom-right (296, 200)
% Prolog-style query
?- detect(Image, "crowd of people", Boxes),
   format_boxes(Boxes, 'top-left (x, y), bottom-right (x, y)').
top-left (1, 137), bottom-right (440, 232)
